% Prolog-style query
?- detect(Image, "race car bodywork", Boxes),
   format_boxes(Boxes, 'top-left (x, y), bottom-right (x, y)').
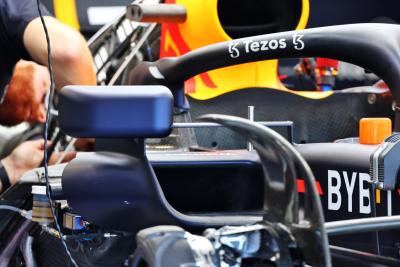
top-left (2, 1), bottom-right (400, 266)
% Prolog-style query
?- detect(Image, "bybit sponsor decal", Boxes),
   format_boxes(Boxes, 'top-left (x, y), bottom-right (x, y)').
top-left (328, 170), bottom-right (371, 214)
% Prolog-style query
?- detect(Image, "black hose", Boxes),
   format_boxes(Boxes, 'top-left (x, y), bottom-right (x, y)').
top-left (330, 245), bottom-right (400, 266)
top-left (368, 182), bottom-right (381, 255)
top-left (20, 234), bottom-right (38, 267)
top-left (39, 130), bottom-right (62, 167)
top-left (0, 220), bottom-right (33, 266)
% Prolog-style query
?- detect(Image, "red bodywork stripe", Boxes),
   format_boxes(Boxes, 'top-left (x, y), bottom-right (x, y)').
top-left (297, 179), bottom-right (323, 195)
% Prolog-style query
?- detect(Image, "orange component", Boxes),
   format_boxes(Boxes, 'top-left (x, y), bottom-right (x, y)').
top-left (376, 189), bottom-right (381, 204)
top-left (359, 118), bottom-right (392, 145)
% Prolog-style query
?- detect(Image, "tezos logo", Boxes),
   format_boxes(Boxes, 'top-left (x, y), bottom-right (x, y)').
top-left (228, 41), bottom-right (240, 58)
top-left (228, 34), bottom-right (305, 58)
top-left (293, 34), bottom-right (305, 50)
top-left (228, 39), bottom-right (287, 58)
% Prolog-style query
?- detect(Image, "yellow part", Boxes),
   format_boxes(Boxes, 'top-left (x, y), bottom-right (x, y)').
top-left (291, 90), bottom-right (332, 99)
top-left (53, 0), bottom-right (80, 30)
top-left (297, 0), bottom-right (310, 30)
top-left (172, 0), bottom-right (310, 100)
top-left (359, 118), bottom-right (392, 145)
top-left (376, 189), bottom-right (381, 204)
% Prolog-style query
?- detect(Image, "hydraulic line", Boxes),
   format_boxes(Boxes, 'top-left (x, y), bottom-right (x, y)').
top-left (0, 204), bottom-right (22, 213)
top-left (20, 233), bottom-right (38, 267)
top-left (326, 215), bottom-right (400, 236)
top-left (0, 205), bottom-right (32, 220)
top-left (330, 245), bottom-right (400, 266)
top-left (368, 183), bottom-right (380, 255)
top-left (0, 220), bottom-right (33, 267)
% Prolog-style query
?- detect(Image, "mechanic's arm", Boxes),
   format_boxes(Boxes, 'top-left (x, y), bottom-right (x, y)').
top-left (23, 16), bottom-right (96, 88)
top-left (0, 140), bottom-right (76, 193)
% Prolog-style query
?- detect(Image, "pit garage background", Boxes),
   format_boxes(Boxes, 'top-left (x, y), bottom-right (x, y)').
top-left (40, 0), bottom-right (400, 38)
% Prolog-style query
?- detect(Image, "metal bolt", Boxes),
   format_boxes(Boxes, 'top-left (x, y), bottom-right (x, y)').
top-left (367, 94), bottom-right (377, 105)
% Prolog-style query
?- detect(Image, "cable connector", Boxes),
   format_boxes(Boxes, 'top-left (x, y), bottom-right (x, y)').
top-left (42, 225), bottom-right (62, 239)
top-left (20, 209), bottom-right (33, 220)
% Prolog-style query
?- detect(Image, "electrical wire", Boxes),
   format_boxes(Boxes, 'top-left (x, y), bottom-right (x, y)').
top-left (0, 204), bottom-right (21, 213)
top-left (35, 1), bottom-right (78, 266)
top-left (330, 245), bottom-right (400, 266)
top-left (368, 183), bottom-right (381, 255)
top-left (0, 205), bottom-right (32, 220)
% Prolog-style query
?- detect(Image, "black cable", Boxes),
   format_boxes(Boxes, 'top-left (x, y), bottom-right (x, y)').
top-left (330, 245), bottom-right (400, 266)
top-left (35, 1), bottom-right (78, 266)
top-left (368, 183), bottom-right (381, 255)
top-left (39, 130), bottom-right (62, 167)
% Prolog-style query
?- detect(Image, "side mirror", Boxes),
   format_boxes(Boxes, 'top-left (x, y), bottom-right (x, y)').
top-left (58, 86), bottom-right (173, 138)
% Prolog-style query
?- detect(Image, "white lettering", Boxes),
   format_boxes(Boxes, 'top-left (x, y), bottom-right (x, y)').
top-left (260, 40), bottom-right (269, 51)
top-left (228, 38), bottom-right (291, 58)
top-left (359, 173), bottom-right (371, 214)
top-left (279, 39), bottom-right (287, 49)
top-left (269, 39), bottom-right (279, 50)
top-left (388, 191), bottom-right (392, 216)
top-left (328, 170), bottom-right (342, 211)
top-left (250, 41), bottom-right (260, 52)
top-left (228, 42), bottom-right (240, 58)
top-left (343, 172), bottom-right (357, 212)
top-left (243, 40), bottom-right (252, 53)
top-left (293, 34), bottom-right (305, 50)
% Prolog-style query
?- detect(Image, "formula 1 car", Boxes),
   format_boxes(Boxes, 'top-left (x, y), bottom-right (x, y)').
top-left (2, 1), bottom-right (400, 267)
top-left (3, 0), bottom-right (390, 151)
top-left (2, 21), bottom-right (400, 267)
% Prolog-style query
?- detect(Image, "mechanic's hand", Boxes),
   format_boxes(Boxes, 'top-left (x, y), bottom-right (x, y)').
top-left (1, 140), bottom-right (76, 186)
top-left (294, 58), bottom-right (315, 76)
top-left (0, 60), bottom-right (50, 126)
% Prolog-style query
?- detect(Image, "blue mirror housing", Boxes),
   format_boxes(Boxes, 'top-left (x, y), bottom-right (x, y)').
top-left (58, 86), bottom-right (173, 138)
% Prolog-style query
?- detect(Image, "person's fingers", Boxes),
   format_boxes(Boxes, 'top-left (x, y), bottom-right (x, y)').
top-left (48, 151), bottom-right (76, 165)
top-left (36, 140), bottom-right (52, 150)
top-left (25, 139), bottom-right (45, 149)
top-left (48, 152), bottom-right (59, 165)
top-left (60, 152), bottom-right (77, 163)
top-left (34, 105), bottom-right (47, 123)
top-left (33, 150), bottom-right (45, 165)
